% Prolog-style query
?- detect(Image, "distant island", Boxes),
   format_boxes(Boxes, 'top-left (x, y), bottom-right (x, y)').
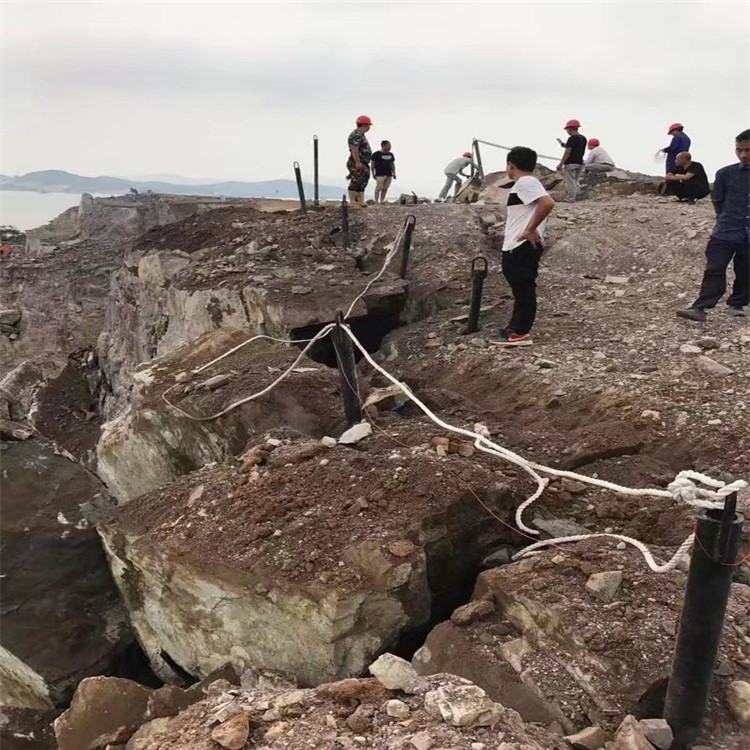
top-left (0, 169), bottom-right (345, 200)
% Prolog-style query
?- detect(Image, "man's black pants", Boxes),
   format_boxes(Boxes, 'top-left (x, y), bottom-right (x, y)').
top-left (501, 241), bottom-right (543, 334)
top-left (692, 237), bottom-right (750, 310)
top-left (665, 181), bottom-right (710, 200)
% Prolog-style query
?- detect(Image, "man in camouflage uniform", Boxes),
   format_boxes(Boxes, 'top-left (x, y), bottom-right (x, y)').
top-left (347, 115), bottom-right (373, 206)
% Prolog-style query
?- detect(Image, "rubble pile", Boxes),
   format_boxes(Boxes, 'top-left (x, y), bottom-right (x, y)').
top-left (49, 662), bottom-right (571, 750)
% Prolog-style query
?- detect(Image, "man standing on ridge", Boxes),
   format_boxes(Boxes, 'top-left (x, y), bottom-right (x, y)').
top-left (494, 146), bottom-right (556, 347)
top-left (557, 119), bottom-right (587, 201)
top-left (437, 151), bottom-right (475, 202)
top-left (347, 115), bottom-right (373, 207)
top-left (371, 140), bottom-right (396, 203)
top-left (660, 123), bottom-right (691, 175)
top-left (661, 152), bottom-right (710, 203)
top-left (677, 129), bottom-right (750, 322)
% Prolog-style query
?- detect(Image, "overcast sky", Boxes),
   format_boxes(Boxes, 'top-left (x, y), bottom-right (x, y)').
top-left (2, 1), bottom-right (748, 195)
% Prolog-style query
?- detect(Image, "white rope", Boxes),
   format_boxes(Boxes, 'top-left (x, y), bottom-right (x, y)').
top-left (161, 324), bottom-right (334, 422)
top-left (339, 323), bottom-right (747, 572)
top-left (344, 217), bottom-right (410, 319)
top-left (512, 531), bottom-right (696, 574)
top-left (194, 332), bottom-right (323, 375)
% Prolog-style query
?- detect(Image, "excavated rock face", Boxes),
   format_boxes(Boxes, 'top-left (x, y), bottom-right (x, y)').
top-left (413, 540), bottom-right (750, 748)
top-left (97, 202), bottom-right (487, 416)
top-left (0, 441), bottom-right (131, 709)
top-left (98, 417), bottom-right (520, 686)
top-left (52, 669), bottom-right (569, 750)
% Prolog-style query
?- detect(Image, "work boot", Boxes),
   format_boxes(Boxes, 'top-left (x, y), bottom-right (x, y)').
top-left (676, 307), bottom-right (707, 322)
top-left (728, 305), bottom-right (747, 317)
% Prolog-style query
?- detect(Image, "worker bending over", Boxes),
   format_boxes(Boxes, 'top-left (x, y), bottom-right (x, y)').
top-left (437, 152), bottom-right (475, 202)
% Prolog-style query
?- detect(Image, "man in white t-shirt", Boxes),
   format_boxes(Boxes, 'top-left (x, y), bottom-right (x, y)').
top-left (495, 146), bottom-right (556, 346)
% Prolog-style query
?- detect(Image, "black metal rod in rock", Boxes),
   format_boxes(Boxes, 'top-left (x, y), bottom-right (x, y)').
top-left (293, 161), bottom-right (307, 213)
top-left (341, 194), bottom-right (350, 250)
top-left (663, 492), bottom-right (743, 749)
top-left (313, 136), bottom-right (320, 206)
top-left (331, 311), bottom-right (361, 426)
top-left (473, 139), bottom-right (484, 180)
top-left (464, 256), bottom-right (488, 334)
top-left (399, 215), bottom-right (417, 279)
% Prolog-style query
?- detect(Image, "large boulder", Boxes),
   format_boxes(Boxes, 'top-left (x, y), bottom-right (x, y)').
top-left (53, 677), bottom-right (152, 750)
top-left (99, 418), bottom-right (519, 686)
top-left (0, 442), bottom-right (132, 708)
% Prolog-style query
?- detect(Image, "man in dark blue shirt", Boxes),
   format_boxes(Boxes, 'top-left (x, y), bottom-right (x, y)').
top-left (677, 129), bottom-right (750, 321)
top-left (661, 123), bottom-right (692, 174)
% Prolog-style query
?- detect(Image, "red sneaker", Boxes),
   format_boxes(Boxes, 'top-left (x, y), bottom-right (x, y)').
top-left (495, 330), bottom-right (532, 346)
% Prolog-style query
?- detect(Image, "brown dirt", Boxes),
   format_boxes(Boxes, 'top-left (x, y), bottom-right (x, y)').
top-left (108, 413), bottom-right (522, 591)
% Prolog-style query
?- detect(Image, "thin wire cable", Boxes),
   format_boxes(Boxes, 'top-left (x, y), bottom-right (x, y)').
top-left (473, 138), bottom-right (559, 163)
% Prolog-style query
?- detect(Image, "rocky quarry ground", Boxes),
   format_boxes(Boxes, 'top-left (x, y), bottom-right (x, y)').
top-left (1, 174), bottom-right (749, 750)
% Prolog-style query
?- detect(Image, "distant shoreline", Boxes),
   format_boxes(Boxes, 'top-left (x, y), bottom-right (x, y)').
top-left (0, 170), bottom-right (345, 201)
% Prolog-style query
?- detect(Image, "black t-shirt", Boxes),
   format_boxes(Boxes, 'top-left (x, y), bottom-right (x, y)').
top-left (371, 150), bottom-right (396, 176)
top-left (677, 161), bottom-right (709, 190)
top-left (564, 134), bottom-right (587, 165)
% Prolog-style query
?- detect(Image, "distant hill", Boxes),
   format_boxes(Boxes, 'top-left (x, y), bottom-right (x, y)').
top-left (0, 170), bottom-right (345, 199)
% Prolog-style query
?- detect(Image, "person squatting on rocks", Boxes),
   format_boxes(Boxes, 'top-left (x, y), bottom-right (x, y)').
top-left (583, 138), bottom-right (615, 174)
top-left (659, 152), bottom-right (710, 203)
top-left (677, 128), bottom-right (750, 322)
top-left (437, 152), bottom-right (475, 202)
top-left (660, 122), bottom-right (691, 174)
top-left (347, 115), bottom-right (373, 206)
top-left (494, 146), bottom-right (556, 347)
top-left (556, 119), bottom-right (587, 201)
top-left (371, 140), bottom-right (396, 203)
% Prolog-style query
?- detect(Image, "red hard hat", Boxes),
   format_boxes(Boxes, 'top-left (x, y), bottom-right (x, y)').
top-left (667, 122), bottom-right (683, 133)
top-left (355, 115), bottom-right (372, 125)
top-left (564, 119), bottom-right (581, 129)
top-left (463, 151), bottom-right (473, 158)
top-left (588, 138), bottom-right (600, 147)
